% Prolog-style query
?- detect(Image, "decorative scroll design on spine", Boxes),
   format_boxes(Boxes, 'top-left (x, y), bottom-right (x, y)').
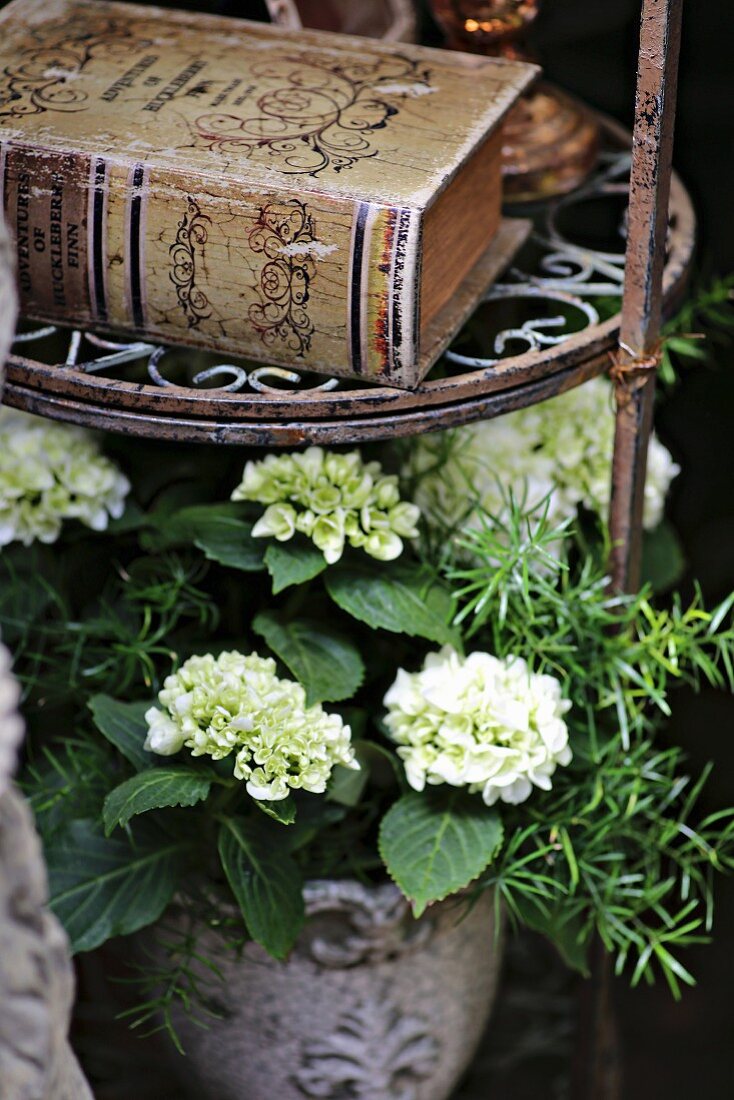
top-left (347, 202), bottom-right (421, 379)
top-left (194, 53), bottom-right (432, 176)
top-left (0, 16), bottom-right (148, 124)
top-left (374, 207), bottom-right (398, 370)
top-left (169, 196), bottom-right (212, 330)
top-left (248, 199), bottom-right (317, 359)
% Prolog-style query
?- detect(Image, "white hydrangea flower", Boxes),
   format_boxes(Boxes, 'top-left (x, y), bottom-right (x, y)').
top-left (145, 650), bottom-right (358, 801)
top-left (383, 646), bottom-right (572, 807)
top-left (144, 707), bottom-right (187, 757)
top-left (232, 445), bottom-right (420, 564)
top-left (0, 408), bottom-right (130, 547)
top-left (408, 377), bottom-right (679, 541)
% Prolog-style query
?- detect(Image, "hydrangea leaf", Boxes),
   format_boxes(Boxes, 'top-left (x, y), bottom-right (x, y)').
top-left (105, 499), bottom-right (147, 534)
top-left (264, 539), bottom-right (328, 594)
top-left (144, 503), bottom-right (265, 571)
top-left (88, 695), bottom-right (151, 772)
top-left (46, 819), bottom-right (184, 953)
top-left (378, 791), bottom-right (503, 917)
top-left (218, 816), bottom-right (305, 960)
top-left (327, 740), bottom-right (373, 808)
top-left (327, 761), bottom-right (368, 808)
top-left (513, 895), bottom-right (590, 975)
top-left (102, 767), bottom-right (213, 835)
top-left (641, 520), bottom-right (687, 593)
top-left (254, 793), bottom-right (297, 825)
top-left (327, 740), bottom-right (397, 807)
top-left (252, 612), bottom-right (365, 706)
top-left (325, 563), bottom-right (458, 646)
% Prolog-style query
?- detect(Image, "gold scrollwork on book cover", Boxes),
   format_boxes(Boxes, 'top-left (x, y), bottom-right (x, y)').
top-left (0, 15), bottom-right (148, 123)
top-left (194, 52), bottom-right (432, 176)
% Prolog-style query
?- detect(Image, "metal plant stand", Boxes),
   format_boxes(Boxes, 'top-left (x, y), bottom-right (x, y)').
top-left (0, 1), bottom-right (685, 1096)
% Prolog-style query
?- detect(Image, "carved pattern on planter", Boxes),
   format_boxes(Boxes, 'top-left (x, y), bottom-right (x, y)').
top-left (301, 879), bottom-right (434, 967)
top-left (293, 990), bottom-right (439, 1099)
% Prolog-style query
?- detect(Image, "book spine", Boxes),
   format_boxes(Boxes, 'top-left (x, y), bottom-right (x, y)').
top-left (348, 201), bottom-right (422, 384)
top-left (0, 140), bottom-right (423, 384)
top-left (0, 143), bottom-right (96, 326)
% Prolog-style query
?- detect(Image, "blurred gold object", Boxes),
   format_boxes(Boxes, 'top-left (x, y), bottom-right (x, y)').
top-left (501, 83), bottom-right (599, 201)
top-left (430, 0), bottom-right (539, 50)
top-left (429, 0), bottom-right (599, 201)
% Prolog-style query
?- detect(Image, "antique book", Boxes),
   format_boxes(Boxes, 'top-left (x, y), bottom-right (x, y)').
top-left (0, 0), bottom-right (536, 389)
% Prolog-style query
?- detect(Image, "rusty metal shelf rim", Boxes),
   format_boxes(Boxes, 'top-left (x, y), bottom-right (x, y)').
top-left (1, 115), bottom-right (695, 445)
top-left (3, 354), bottom-right (609, 445)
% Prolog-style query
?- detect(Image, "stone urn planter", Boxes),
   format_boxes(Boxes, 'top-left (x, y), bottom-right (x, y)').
top-left (163, 880), bottom-right (501, 1100)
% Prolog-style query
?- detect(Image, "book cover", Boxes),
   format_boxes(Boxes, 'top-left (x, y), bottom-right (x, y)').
top-left (0, 0), bottom-right (536, 387)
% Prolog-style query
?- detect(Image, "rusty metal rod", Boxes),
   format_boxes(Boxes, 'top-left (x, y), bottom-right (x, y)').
top-left (572, 4), bottom-right (685, 1099)
top-left (609, 0), bottom-right (684, 593)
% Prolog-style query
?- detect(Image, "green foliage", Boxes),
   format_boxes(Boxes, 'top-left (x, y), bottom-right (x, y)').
top-left (6, 422), bottom-right (734, 1022)
top-left (217, 816), bottom-right (305, 959)
top-left (264, 539), bottom-right (328, 593)
top-left (379, 791), bottom-right (504, 917)
top-left (660, 273), bottom-right (734, 385)
top-left (450, 497), bottom-right (734, 749)
top-left (481, 736), bottom-right (734, 997)
top-left (89, 696), bottom-right (152, 771)
top-left (116, 913), bottom-right (226, 1054)
top-left (254, 794), bottom-right (297, 825)
top-left (143, 502), bottom-right (264, 572)
top-left (46, 818), bottom-right (185, 953)
top-left (325, 560), bottom-right (458, 645)
top-left (446, 496), bottom-right (734, 993)
top-left (103, 767), bottom-right (214, 834)
top-left (23, 734), bottom-right (115, 840)
top-left (0, 546), bottom-right (219, 700)
top-left (327, 740), bottom-right (377, 808)
top-left (641, 520), bottom-right (687, 592)
top-left (252, 612), bottom-right (364, 705)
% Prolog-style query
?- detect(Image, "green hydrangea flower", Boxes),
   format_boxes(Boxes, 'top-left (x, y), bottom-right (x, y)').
top-left (0, 408), bottom-right (130, 546)
top-left (407, 377), bottom-right (679, 541)
top-left (145, 650), bottom-right (358, 802)
top-left (231, 446), bottom-right (420, 563)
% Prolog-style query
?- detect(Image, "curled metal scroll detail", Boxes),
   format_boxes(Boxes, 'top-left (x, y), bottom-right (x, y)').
top-left (11, 327), bottom-right (340, 395)
top-left (444, 153), bottom-right (628, 371)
